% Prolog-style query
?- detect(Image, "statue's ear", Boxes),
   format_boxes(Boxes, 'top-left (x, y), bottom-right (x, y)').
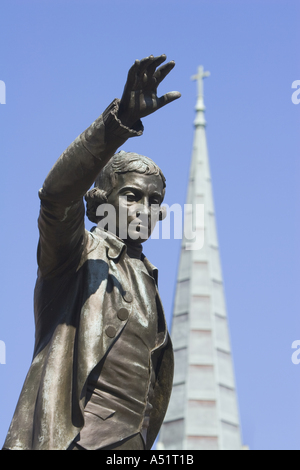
top-left (85, 188), bottom-right (108, 223)
top-left (159, 206), bottom-right (167, 221)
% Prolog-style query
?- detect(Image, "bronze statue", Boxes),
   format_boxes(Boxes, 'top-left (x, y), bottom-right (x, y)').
top-left (3, 55), bottom-right (181, 450)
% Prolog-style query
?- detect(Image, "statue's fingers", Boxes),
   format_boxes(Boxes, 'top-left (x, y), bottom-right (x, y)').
top-left (137, 56), bottom-right (155, 80)
top-left (157, 91), bottom-right (181, 109)
top-left (125, 59), bottom-right (140, 89)
top-left (154, 61), bottom-right (176, 86)
top-left (146, 54), bottom-right (167, 78)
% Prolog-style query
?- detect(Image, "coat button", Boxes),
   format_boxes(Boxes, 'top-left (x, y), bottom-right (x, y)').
top-left (123, 291), bottom-right (133, 303)
top-left (105, 325), bottom-right (116, 338)
top-left (117, 307), bottom-right (129, 321)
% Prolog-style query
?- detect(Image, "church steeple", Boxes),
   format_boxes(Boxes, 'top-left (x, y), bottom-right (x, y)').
top-left (157, 67), bottom-right (243, 451)
top-left (191, 65), bottom-right (210, 127)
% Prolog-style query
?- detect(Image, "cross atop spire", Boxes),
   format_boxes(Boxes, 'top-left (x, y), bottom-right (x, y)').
top-left (191, 65), bottom-right (210, 99)
top-left (191, 65), bottom-right (210, 127)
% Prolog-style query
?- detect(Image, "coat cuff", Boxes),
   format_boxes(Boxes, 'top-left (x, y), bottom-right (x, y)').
top-left (103, 98), bottom-right (144, 142)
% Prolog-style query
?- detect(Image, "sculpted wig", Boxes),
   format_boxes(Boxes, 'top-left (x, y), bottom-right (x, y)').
top-left (85, 151), bottom-right (166, 224)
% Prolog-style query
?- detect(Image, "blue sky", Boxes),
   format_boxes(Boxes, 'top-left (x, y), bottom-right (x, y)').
top-left (0, 0), bottom-right (299, 450)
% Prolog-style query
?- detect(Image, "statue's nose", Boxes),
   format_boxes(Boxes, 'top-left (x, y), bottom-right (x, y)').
top-left (136, 209), bottom-right (149, 218)
top-left (136, 200), bottom-right (151, 218)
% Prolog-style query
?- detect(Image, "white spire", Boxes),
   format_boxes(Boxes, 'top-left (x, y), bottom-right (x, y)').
top-left (191, 66), bottom-right (210, 127)
top-left (158, 66), bottom-right (242, 451)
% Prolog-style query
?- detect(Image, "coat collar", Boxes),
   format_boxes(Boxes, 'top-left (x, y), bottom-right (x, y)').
top-left (91, 226), bottom-right (159, 283)
top-left (91, 227), bottom-right (126, 260)
top-left (141, 255), bottom-right (158, 285)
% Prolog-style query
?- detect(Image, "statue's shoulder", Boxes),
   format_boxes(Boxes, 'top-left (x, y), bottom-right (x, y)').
top-left (77, 227), bottom-right (107, 270)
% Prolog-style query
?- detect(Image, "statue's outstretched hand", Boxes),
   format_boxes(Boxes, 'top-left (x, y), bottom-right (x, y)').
top-left (118, 55), bottom-right (181, 128)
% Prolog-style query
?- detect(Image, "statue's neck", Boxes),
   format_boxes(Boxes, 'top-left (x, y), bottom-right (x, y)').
top-left (124, 241), bottom-right (143, 259)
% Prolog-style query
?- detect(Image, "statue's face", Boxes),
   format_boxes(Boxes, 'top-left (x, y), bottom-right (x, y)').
top-left (106, 172), bottom-right (164, 245)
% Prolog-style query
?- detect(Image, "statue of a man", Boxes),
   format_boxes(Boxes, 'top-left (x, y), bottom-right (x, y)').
top-left (3, 55), bottom-right (181, 451)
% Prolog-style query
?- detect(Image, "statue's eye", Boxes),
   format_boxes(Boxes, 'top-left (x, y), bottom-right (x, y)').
top-left (150, 199), bottom-right (160, 206)
top-left (125, 193), bottom-right (136, 201)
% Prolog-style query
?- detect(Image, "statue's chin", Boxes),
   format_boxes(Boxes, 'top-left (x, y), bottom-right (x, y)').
top-left (126, 224), bottom-right (150, 243)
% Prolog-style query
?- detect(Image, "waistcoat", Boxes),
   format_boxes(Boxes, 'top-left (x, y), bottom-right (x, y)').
top-left (76, 254), bottom-right (165, 450)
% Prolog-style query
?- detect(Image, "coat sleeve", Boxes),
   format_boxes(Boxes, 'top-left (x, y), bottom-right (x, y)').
top-left (37, 98), bottom-right (143, 279)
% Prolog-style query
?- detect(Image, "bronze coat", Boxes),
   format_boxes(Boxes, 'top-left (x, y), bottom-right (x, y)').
top-left (4, 100), bottom-right (174, 450)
